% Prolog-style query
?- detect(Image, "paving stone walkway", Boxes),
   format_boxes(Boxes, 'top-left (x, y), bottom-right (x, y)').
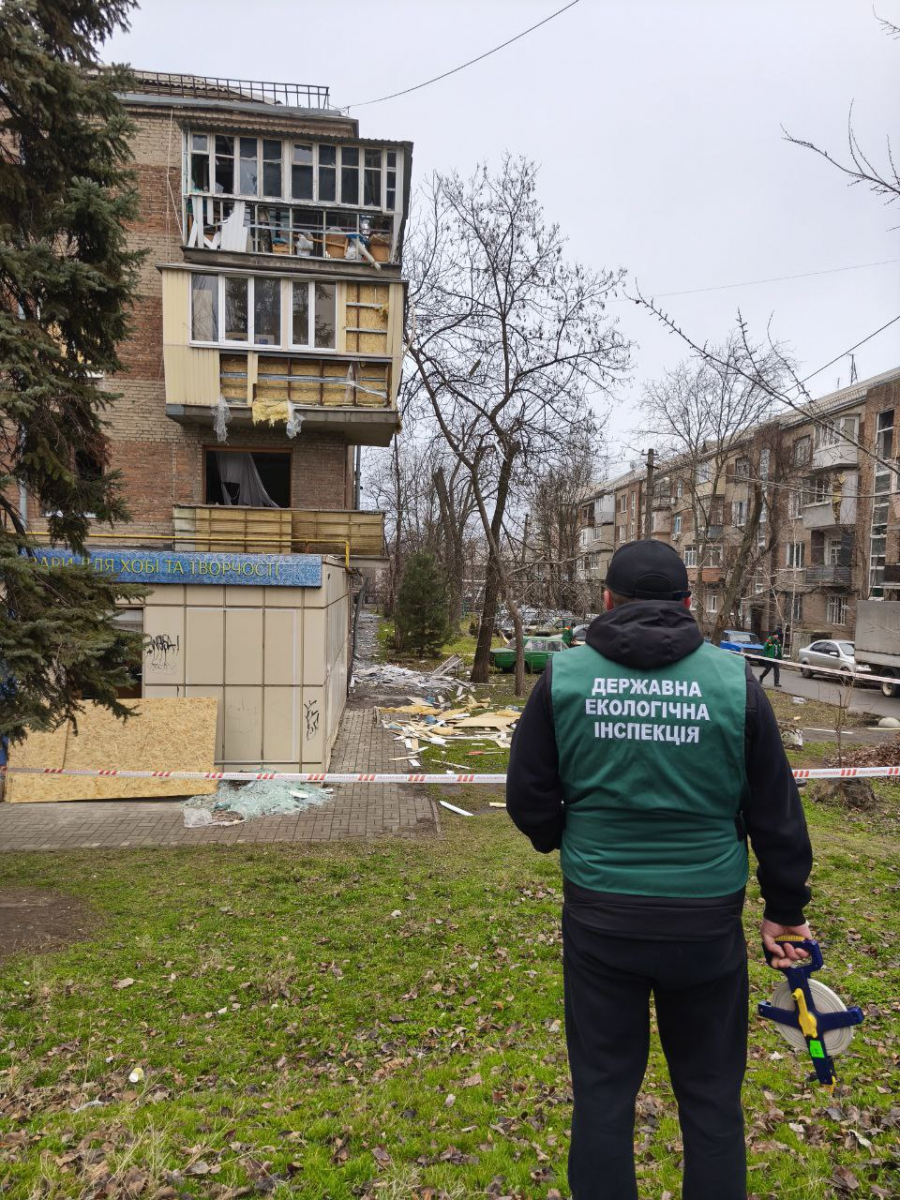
top-left (0, 708), bottom-right (439, 852)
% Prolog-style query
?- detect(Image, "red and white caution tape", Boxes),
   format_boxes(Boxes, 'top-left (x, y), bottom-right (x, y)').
top-left (739, 651), bottom-right (900, 690)
top-left (0, 766), bottom-right (506, 785)
top-left (2, 765), bottom-right (900, 783)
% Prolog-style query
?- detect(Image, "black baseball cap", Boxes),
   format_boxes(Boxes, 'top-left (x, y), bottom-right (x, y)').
top-left (605, 539), bottom-right (691, 601)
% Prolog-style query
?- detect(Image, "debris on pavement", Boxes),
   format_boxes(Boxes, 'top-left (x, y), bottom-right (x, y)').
top-left (375, 696), bottom-right (522, 768)
top-left (182, 779), bottom-right (333, 827)
top-left (351, 661), bottom-right (475, 698)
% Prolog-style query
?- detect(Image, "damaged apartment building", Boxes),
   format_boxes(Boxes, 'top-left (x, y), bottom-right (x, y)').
top-left (576, 366), bottom-right (900, 650)
top-left (28, 72), bottom-right (412, 771)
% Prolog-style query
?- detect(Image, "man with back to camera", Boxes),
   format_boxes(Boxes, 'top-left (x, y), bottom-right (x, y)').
top-left (506, 539), bottom-right (813, 1200)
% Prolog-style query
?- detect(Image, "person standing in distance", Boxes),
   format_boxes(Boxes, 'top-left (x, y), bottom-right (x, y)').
top-left (758, 627), bottom-right (784, 688)
top-left (506, 540), bottom-right (813, 1200)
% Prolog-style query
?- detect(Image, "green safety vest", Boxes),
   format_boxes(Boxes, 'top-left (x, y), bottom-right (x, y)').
top-left (551, 642), bottom-right (750, 897)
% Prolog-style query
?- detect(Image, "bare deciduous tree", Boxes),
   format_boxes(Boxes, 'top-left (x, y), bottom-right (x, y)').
top-left (526, 438), bottom-right (598, 615)
top-left (640, 333), bottom-right (794, 641)
top-left (783, 12), bottom-right (899, 210)
top-left (406, 156), bottom-right (630, 692)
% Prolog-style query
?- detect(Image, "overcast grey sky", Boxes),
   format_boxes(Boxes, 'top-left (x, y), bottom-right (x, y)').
top-left (107, 0), bottom-right (900, 467)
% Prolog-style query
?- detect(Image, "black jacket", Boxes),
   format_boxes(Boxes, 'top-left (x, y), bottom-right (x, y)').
top-left (506, 602), bottom-right (813, 937)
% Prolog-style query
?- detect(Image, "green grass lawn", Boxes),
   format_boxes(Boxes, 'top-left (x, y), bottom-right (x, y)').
top-left (1, 793), bottom-right (898, 1199)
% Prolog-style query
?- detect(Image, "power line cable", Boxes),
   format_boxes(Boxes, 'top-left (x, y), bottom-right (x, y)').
top-left (611, 256), bottom-right (900, 304)
top-left (793, 313), bottom-right (900, 388)
top-left (654, 256), bottom-right (900, 300)
top-left (345, 0), bottom-right (581, 109)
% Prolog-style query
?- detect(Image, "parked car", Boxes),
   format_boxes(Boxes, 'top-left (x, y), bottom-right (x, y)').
top-left (719, 630), bottom-right (765, 656)
top-left (490, 636), bottom-right (569, 674)
top-left (571, 623), bottom-right (590, 644)
top-left (798, 639), bottom-right (871, 680)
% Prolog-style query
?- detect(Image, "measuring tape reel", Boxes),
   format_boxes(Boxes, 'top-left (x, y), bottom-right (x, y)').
top-left (757, 937), bottom-right (864, 1090)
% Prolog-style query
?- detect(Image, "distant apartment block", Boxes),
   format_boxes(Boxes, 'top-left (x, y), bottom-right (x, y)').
top-left (576, 366), bottom-right (900, 648)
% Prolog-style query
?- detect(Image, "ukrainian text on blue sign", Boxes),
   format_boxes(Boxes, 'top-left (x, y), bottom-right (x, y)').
top-left (33, 549), bottom-right (322, 587)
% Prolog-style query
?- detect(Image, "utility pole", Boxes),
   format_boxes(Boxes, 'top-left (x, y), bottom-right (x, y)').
top-left (643, 448), bottom-right (655, 539)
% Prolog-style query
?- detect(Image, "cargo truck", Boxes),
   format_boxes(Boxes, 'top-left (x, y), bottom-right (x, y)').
top-left (854, 598), bottom-right (900, 697)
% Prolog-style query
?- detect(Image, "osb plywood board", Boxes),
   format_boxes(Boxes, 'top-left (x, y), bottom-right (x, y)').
top-left (6, 698), bottom-right (219, 803)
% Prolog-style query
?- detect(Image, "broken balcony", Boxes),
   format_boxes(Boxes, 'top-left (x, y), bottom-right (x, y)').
top-left (165, 353), bottom-right (400, 446)
top-left (173, 505), bottom-right (385, 560)
top-left (185, 199), bottom-right (398, 265)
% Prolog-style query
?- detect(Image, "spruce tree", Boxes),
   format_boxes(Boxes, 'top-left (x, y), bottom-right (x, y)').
top-left (395, 552), bottom-right (452, 658)
top-left (0, 1), bottom-right (146, 743)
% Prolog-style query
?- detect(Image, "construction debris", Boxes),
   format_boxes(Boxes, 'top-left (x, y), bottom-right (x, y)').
top-left (182, 779), bottom-right (332, 827)
top-left (375, 695), bottom-right (521, 769)
top-left (439, 799), bottom-right (473, 817)
top-left (432, 653), bottom-right (463, 677)
top-left (352, 661), bottom-right (474, 697)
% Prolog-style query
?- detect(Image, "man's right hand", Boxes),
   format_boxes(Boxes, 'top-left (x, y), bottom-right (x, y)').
top-left (761, 919), bottom-right (813, 968)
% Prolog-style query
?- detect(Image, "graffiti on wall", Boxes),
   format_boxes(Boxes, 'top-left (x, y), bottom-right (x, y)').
top-left (304, 699), bottom-right (320, 741)
top-left (146, 633), bottom-right (181, 674)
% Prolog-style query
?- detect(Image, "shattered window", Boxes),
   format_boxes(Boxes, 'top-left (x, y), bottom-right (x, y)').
top-left (262, 139), bottom-right (283, 198)
top-left (364, 148), bottom-right (382, 207)
top-left (254, 277), bottom-right (281, 346)
top-left (341, 146), bottom-right (359, 205)
top-left (191, 273), bottom-right (218, 341)
top-left (292, 144), bottom-right (314, 200)
top-left (215, 135), bottom-right (234, 194)
top-left (314, 282), bottom-right (336, 348)
top-left (239, 137), bottom-right (258, 195)
top-left (318, 145), bottom-right (336, 201)
top-left (292, 208), bottom-right (323, 256)
top-left (224, 277), bottom-right (248, 342)
top-left (190, 133), bottom-right (209, 192)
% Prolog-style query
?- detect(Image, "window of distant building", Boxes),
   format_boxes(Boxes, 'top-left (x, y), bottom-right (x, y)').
top-left (792, 437), bottom-right (811, 466)
top-left (827, 595), bottom-right (848, 625)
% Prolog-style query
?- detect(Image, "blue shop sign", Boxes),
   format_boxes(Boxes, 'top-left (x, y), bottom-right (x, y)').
top-left (33, 548), bottom-right (322, 588)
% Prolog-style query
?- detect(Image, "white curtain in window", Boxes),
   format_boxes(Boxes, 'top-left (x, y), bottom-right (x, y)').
top-left (216, 453), bottom-right (278, 507)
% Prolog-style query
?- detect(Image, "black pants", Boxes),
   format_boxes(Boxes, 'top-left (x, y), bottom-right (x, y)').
top-left (563, 909), bottom-right (748, 1200)
top-left (759, 662), bottom-right (780, 686)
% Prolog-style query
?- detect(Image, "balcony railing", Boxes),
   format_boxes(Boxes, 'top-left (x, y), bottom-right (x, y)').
top-left (129, 71), bottom-right (332, 110)
top-left (173, 505), bottom-right (385, 558)
top-left (802, 497), bottom-right (857, 530)
top-left (811, 440), bottom-right (858, 471)
top-left (804, 563), bottom-right (852, 586)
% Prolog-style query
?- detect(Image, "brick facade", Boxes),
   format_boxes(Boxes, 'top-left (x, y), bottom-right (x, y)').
top-left (25, 92), bottom-right (399, 547)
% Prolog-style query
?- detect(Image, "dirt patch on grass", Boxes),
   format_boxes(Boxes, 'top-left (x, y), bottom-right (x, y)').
top-left (0, 887), bottom-right (98, 960)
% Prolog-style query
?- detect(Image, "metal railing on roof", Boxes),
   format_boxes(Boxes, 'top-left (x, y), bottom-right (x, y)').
top-left (128, 71), bottom-right (332, 110)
